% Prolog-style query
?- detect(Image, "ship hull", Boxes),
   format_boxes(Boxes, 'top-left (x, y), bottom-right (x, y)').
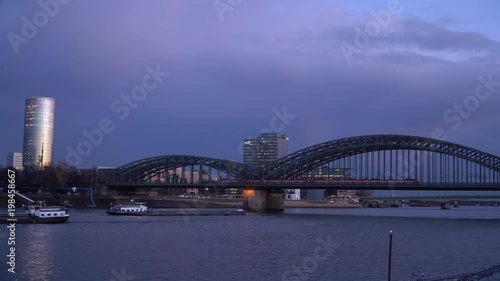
top-left (106, 210), bottom-right (160, 216)
top-left (0, 214), bottom-right (69, 224)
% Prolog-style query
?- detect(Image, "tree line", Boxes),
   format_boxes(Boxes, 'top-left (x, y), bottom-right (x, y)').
top-left (0, 162), bottom-right (88, 190)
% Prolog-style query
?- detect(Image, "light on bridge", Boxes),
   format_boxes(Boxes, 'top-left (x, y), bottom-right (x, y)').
top-left (243, 190), bottom-right (255, 196)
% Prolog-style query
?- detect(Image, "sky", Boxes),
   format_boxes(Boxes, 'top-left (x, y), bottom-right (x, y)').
top-left (0, 0), bottom-right (499, 169)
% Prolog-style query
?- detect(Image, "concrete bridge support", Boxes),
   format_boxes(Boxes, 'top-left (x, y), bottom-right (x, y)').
top-left (266, 191), bottom-right (285, 211)
top-left (242, 189), bottom-right (284, 212)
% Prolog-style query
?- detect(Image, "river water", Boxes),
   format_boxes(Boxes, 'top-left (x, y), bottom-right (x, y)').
top-left (1, 206), bottom-right (500, 281)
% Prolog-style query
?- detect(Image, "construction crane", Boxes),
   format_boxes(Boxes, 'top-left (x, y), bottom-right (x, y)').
top-left (15, 192), bottom-right (35, 204)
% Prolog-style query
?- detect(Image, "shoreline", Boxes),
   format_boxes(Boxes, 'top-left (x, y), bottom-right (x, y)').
top-left (0, 194), bottom-right (362, 209)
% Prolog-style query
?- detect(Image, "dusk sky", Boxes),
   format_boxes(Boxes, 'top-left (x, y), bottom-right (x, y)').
top-left (1, 0), bottom-right (499, 168)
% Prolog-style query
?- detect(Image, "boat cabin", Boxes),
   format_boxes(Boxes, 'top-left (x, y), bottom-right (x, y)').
top-left (23, 201), bottom-right (69, 218)
top-left (110, 202), bottom-right (149, 212)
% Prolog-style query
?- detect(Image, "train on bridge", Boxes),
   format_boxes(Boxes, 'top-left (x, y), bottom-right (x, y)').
top-left (218, 178), bottom-right (420, 185)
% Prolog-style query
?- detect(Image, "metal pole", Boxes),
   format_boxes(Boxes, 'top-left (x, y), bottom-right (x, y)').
top-left (388, 230), bottom-right (393, 281)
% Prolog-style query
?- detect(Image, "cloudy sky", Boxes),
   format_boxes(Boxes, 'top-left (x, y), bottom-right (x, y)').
top-left (1, 0), bottom-right (499, 168)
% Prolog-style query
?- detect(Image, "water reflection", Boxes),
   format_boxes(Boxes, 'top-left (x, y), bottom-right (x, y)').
top-left (21, 224), bottom-right (55, 281)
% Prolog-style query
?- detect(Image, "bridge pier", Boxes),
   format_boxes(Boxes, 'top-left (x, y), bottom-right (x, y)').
top-left (242, 189), bottom-right (284, 212)
top-left (266, 190), bottom-right (285, 212)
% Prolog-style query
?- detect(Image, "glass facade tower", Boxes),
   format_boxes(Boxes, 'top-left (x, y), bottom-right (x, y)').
top-left (243, 133), bottom-right (289, 169)
top-left (243, 133), bottom-right (298, 199)
top-left (22, 97), bottom-right (55, 169)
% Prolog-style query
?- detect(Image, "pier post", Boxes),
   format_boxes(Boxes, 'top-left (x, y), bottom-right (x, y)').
top-left (266, 190), bottom-right (284, 212)
top-left (388, 231), bottom-right (393, 281)
top-left (242, 189), bottom-right (284, 212)
top-left (242, 189), bottom-right (267, 212)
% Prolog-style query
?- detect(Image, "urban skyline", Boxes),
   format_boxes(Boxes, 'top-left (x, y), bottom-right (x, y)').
top-left (1, 2), bottom-right (500, 281)
top-left (1, 1), bottom-right (499, 169)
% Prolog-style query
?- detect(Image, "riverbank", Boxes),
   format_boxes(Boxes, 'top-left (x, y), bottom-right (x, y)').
top-left (0, 194), bottom-right (363, 209)
top-left (284, 200), bottom-right (362, 208)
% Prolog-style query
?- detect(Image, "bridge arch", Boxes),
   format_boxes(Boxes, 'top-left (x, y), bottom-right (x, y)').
top-left (261, 134), bottom-right (500, 180)
top-left (113, 155), bottom-right (260, 183)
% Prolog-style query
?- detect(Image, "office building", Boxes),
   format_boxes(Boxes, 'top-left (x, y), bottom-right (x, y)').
top-left (243, 133), bottom-right (289, 168)
top-left (22, 97), bottom-right (56, 170)
top-left (243, 133), bottom-right (299, 199)
top-left (7, 152), bottom-right (23, 170)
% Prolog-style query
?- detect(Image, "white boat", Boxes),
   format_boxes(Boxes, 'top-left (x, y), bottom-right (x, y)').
top-left (1, 192), bottom-right (70, 224)
top-left (24, 201), bottom-right (70, 223)
top-left (1, 200), bottom-right (70, 224)
top-left (106, 200), bottom-right (159, 216)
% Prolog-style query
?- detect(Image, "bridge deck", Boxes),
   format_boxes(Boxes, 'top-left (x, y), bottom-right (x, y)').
top-left (106, 182), bottom-right (500, 191)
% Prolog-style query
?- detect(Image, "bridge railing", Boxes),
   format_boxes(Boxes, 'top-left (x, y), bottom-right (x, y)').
top-left (107, 178), bottom-right (500, 186)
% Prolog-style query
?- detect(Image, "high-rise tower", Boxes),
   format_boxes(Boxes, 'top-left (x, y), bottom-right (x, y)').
top-left (243, 133), bottom-right (299, 200)
top-left (243, 133), bottom-right (288, 169)
top-left (22, 97), bottom-right (55, 169)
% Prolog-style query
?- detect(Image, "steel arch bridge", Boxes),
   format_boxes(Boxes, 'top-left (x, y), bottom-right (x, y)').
top-left (110, 134), bottom-right (500, 187)
top-left (261, 134), bottom-right (500, 180)
top-left (113, 155), bottom-right (260, 183)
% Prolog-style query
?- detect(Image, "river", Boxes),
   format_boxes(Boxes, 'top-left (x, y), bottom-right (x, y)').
top-left (1, 206), bottom-right (500, 281)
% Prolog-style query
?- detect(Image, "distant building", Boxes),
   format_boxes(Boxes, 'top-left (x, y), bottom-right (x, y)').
top-left (243, 133), bottom-right (298, 199)
top-left (301, 167), bottom-right (354, 200)
top-left (7, 152), bottom-right (23, 170)
top-left (285, 189), bottom-right (300, 200)
top-left (304, 167), bottom-right (352, 179)
top-left (22, 97), bottom-right (55, 170)
top-left (243, 133), bottom-right (288, 168)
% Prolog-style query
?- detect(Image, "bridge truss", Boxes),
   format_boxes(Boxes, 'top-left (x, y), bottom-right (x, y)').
top-left (112, 155), bottom-right (261, 184)
top-left (111, 135), bottom-right (500, 187)
top-left (261, 135), bottom-right (500, 185)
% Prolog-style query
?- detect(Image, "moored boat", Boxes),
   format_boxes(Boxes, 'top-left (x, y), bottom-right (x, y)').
top-left (225, 209), bottom-right (247, 215)
top-left (0, 200), bottom-right (70, 224)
